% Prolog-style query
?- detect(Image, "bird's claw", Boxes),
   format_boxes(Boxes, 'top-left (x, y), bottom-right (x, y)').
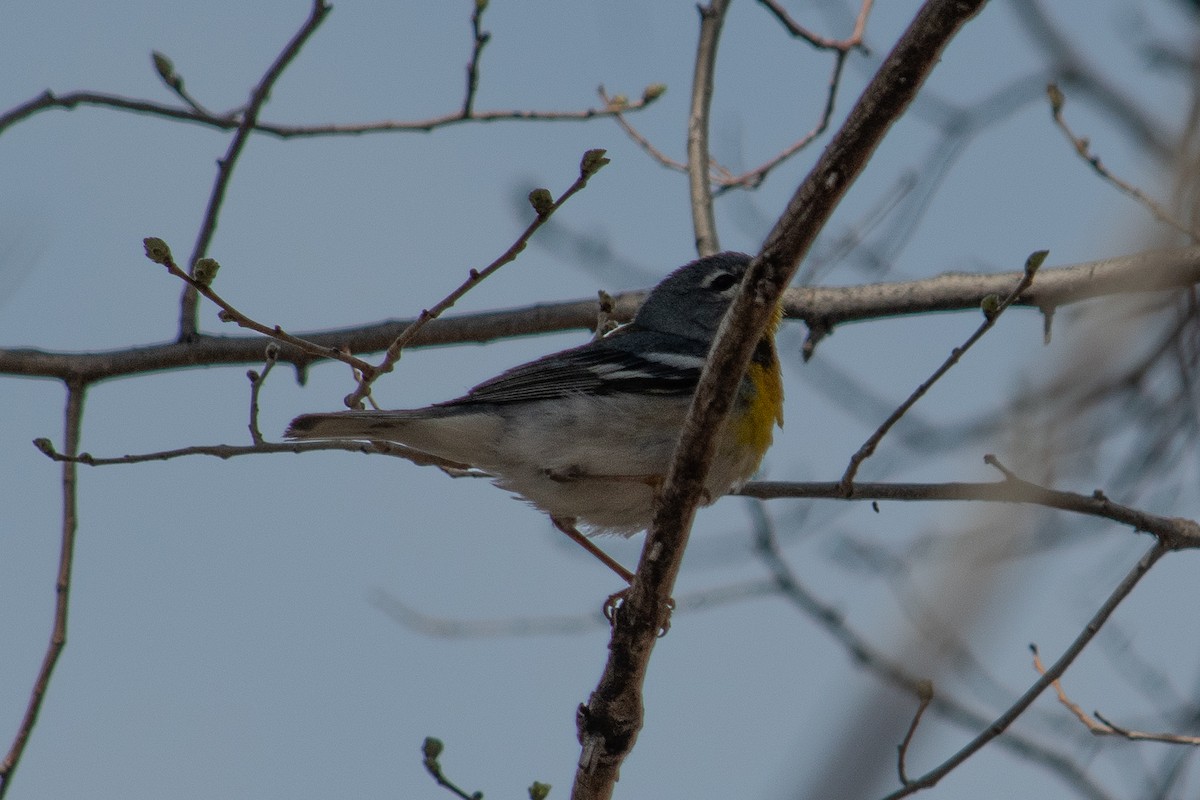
top-left (603, 589), bottom-right (675, 637)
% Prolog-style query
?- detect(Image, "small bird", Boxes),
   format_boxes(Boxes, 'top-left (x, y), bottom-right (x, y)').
top-left (286, 252), bottom-right (783, 584)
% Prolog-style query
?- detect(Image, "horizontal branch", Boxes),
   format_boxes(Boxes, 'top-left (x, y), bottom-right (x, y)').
top-left (790, 244), bottom-right (1200, 324)
top-left (739, 478), bottom-right (1200, 550)
top-left (32, 436), bottom-right (472, 471)
top-left (0, 87), bottom-right (661, 139)
top-left (32, 425), bottom-right (1200, 550)
top-left (881, 541), bottom-right (1167, 799)
top-left (4, 245), bottom-right (1200, 383)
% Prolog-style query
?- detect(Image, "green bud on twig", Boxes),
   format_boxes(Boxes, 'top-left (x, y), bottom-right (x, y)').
top-left (579, 148), bottom-right (610, 179)
top-left (1046, 83), bottom-right (1064, 115)
top-left (152, 51), bottom-right (179, 88)
top-left (422, 737), bottom-right (444, 761)
top-left (528, 188), bottom-right (554, 218)
top-left (1025, 249), bottom-right (1048, 277)
top-left (642, 83), bottom-right (667, 103)
top-left (980, 293), bottom-right (1000, 320)
top-left (529, 781), bottom-right (552, 800)
top-left (143, 237), bottom-right (172, 265)
top-left (193, 257), bottom-right (221, 287)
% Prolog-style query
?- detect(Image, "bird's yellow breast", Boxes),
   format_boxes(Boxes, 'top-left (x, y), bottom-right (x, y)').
top-left (734, 303), bottom-right (784, 460)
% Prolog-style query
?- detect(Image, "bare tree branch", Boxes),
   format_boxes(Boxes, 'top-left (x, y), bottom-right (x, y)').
top-left (10, 3), bottom-right (1193, 797)
top-left (150, 51), bottom-right (217, 118)
top-left (0, 87), bottom-right (664, 139)
top-left (31, 426), bottom-right (1200, 553)
top-left (879, 541), bottom-right (1168, 799)
top-left (1031, 645), bottom-right (1200, 746)
top-left (143, 238), bottom-right (378, 373)
top-left (839, 251), bottom-right (1045, 489)
top-left (687, 0), bottom-right (730, 256)
top-left (757, 0), bottom-right (874, 52)
top-left (897, 680), bottom-right (934, 786)
top-left (745, 499), bottom-right (1116, 800)
top-left (1008, 0), bottom-right (1172, 160)
top-left (178, 0), bottom-right (333, 339)
top-left (340, 149), bottom-right (609, 409)
top-left (713, 47), bottom-right (851, 194)
top-left (138, 148), bottom-right (606, 411)
top-left (0, 382), bottom-right (86, 799)
top-left (461, 0), bottom-right (491, 118)
top-left (246, 345), bottom-right (279, 445)
top-left (572, 3), bottom-right (990, 797)
top-left (739, 475), bottom-right (1200, 550)
top-left (32, 435), bottom-right (472, 472)
top-left (369, 580), bottom-right (782, 638)
top-left (7, 245), bottom-right (1200, 382)
top-left (1047, 84), bottom-right (1198, 242)
top-left (606, 0), bottom-right (873, 195)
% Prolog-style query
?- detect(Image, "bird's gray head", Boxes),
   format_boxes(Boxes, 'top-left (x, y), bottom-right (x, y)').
top-left (633, 252), bottom-right (752, 342)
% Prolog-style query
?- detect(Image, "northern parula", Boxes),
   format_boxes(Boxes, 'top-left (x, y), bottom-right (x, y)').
top-left (286, 252), bottom-right (783, 575)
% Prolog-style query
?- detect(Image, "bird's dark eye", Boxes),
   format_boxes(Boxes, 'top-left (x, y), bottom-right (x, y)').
top-left (706, 272), bottom-right (738, 292)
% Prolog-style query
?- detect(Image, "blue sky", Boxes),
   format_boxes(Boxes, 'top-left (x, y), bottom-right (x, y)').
top-left (3, 2), bottom-right (1199, 798)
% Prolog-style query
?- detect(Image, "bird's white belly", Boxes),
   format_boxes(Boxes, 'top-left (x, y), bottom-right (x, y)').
top-left (480, 394), bottom-right (757, 535)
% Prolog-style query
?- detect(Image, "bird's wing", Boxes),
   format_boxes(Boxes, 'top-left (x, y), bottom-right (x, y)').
top-left (440, 333), bottom-right (708, 407)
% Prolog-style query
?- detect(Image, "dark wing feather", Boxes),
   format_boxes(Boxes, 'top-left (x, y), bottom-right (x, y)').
top-left (437, 332), bottom-right (705, 407)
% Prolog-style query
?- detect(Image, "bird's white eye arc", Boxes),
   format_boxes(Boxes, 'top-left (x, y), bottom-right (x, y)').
top-left (702, 271), bottom-right (739, 293)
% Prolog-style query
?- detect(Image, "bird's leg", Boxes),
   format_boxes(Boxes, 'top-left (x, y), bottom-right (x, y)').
top-left (549, 516), bottom-right (676, 634)
top-left (550, 516), bottom-right (634, 584)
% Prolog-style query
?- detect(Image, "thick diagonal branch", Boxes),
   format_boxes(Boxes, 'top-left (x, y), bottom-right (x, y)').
top-left (570, 2), bottom-right (990, 798)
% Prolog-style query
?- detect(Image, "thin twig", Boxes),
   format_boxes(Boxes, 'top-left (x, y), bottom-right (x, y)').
top-left (615, 43), bottom-right (853, 195)
top-left (32, 434), bottom-right (473, 472)
top-left (757, 0), bottom-right (874, 52)
top-left (1009, 0), bottom-right (1171, 160)
top-left (150, 51), bottom-right (219, 118)
top-left (599, 86), bottom-right (691, 175)
top-left (179, 0), bottom-right (333, 340)
top-left (340, 148), bottom-right (610, 410)
top-left (370, 580), bottom-right (781, 638)
top-left (744, 500), bottom-right (1115, 800)
top-left (1031, 645), bottom-right (1200, 746)
top-left (462, 0), bottom-right (491, 117)
top-left (839, 250), bottom-right (1046, 492)
top-left (607, 0), bottom-right (870, 195)
top-left (1093, 712), bottom-right (1200, 746)
top-left (879, 541), bottom-right (1168, 799)
top-left (145, 238), bottom-right (377, 375)
top-left (1046, 84), bottom-right (1198, 243)
top-left (246, 344), bottom-right (279, 445)
top-left (422, 738), bottom-right (483, 800)
top-left (897, 680), bottom-right (935, 785)
top-left (687, 0), bottom-right (731, 256)
top-left (715, 49), bottom-right (851, 194)
top-left (0, 381), bottom-right (86, 799)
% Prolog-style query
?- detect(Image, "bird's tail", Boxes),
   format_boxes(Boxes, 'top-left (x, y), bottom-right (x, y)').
top-left (286, 406), bottom-right (496, 468)
top-left (285, 410), bottom-right (418, 441)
